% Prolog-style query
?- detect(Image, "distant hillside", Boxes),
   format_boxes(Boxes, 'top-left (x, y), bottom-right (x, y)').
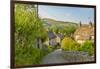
top-left (41, 18), bottom-right (78, 28)
top-left (42, 18), bottom-right (78, 25)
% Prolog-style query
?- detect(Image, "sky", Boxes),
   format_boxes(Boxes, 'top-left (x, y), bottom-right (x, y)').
top-left (38, 5), bottom-right (94, 24)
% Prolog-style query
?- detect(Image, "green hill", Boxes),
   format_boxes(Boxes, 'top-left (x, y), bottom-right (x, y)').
top-left (41, 18), bottom-right (78, 28)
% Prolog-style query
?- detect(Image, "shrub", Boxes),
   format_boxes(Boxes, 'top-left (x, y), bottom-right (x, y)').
top-left (61, 37), bottom-right (79, 51)
top-left (78, 40), bottom-right (94, 56)
top-left (15, 45), bottom-right (50, 66)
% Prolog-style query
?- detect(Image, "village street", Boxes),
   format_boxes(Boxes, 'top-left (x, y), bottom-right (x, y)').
top-left (41, 49), bottom-right (94, 64)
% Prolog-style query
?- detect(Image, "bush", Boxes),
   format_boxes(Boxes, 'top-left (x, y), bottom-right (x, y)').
top-left (61, 37), bottom-right (79, 51)
top-left (15, 45), bottom-right (50, 66)
top-left (78, 40), bottom-right (94, 56)
top-left (15, 45), bottom-right (40, 66)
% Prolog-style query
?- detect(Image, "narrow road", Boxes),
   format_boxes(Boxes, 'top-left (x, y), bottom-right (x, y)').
top-left (41, 49), bottom-right (94, 64)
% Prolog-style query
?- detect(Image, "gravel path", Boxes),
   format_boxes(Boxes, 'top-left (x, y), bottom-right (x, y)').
top-left (41, 49), bottom-right (94, 64)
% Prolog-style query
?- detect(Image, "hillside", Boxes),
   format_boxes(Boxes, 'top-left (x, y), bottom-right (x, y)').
top-left (42, 18), bottom-right (78, 28)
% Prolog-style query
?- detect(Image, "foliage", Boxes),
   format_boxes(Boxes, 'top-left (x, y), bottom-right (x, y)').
top-left (47, 45), bottom-right (55, 52)
top-left (15, 4), bottom-right (48, 66)
top-left (49, 25), bottom-right (59, 33)
top-left (61, 37), bottom-right (79, 51)
top-left (61, 37), bottom-right (94, 56)
top-left (15, 44), bottom-right (50, 66)
top-left (48, 25), bottom-right (77, 38)
top-left (15, 4), bottom-right (47, 47)
top-left (66, 25), bottom-right (77, 35)
top-left (78, 40), bottom-right (94, 56)
top-left (59, 25), bottom-right (77, 36)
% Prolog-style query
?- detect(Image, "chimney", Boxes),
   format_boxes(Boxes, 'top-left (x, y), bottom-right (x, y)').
top-left (89, 21), bottom-right (92, 27)
top-left (79, 21), bottom-right (82, 27)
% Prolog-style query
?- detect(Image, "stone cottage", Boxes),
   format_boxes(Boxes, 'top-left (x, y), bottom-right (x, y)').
top-left (74, 22), bottom-right (94, 44)
top-left (44, 31), bottom-right (63, 47)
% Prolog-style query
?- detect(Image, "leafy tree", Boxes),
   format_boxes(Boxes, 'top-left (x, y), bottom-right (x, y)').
top-left (15, 4), bottom-right (37, 47)
top-left (59, 25), bottom-right (77, 37)
top-left (15, 4), bottom-right (48, 66)
top-left (15, 4), bottom-right (47, 48)
top-left (61, 37), bottom-right (79, 51)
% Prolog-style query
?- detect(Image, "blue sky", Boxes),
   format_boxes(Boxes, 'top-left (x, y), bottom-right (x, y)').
top-left (38, 5), bottom-right (94, 24)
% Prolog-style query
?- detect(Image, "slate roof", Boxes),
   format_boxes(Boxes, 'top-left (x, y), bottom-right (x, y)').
top-left (47, 31), bottom-right (56, 39)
